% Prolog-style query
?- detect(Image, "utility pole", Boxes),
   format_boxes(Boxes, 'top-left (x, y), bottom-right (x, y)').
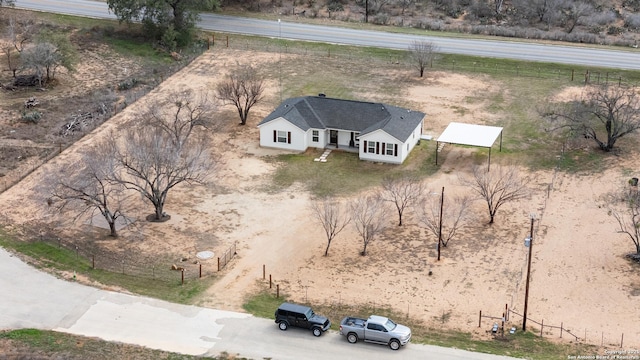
top-left (365, 0), bottom-right (369, 23)
top-left (278, 19), bottom-right (282, 102)
top-left (522, 216), bottom-right (534, 331)
top-left (437, 186), bottom-right (444, 261)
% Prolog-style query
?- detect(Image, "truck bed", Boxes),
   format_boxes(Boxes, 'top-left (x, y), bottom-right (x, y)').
top-left (341, 317), bottom-right (366, 328)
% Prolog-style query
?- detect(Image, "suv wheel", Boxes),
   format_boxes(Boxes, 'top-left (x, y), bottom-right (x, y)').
top-left (278, 322), bottom-right (288, 331)
top-left (312, 327), bottom-right (322, 337)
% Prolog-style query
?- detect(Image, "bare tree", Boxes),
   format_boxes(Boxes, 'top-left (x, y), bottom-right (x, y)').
top-left (563, 1), bottom-right (593, 34)
top-left (381, 175), bottom-right (423, 226)
top-left (418, 188), bottom-right (471, 249)
top-left (545, 84), bottom-right (640, 152)
top-left (216, 64), bottom-right (265, 125)
top-left (350, 193), bottom-right (389, 256)
top-left (108, 94), bottom-right (216, 221)
top-left (408, 40), bottom-right (438, 78)
top-left (3, 16), bottom-right (35, 78)
top-left (48, 143), bottom-right (128, 237)
top-left (513, 0), bottom-right (565, 27)
top-left (396, 0), bottom-right (414, 16)
top-left (310, 198), bottom-right (351, 256)
top-left (606, 183), bottom-right (640, 259)
top-left (462, 164), bottom-right (529, 224)
top-left (143, 89), bottom-right (216, 150)
top-left (21, 42), bottom-right (61, 86)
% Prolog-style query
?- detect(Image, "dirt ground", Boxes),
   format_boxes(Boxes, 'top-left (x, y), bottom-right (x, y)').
top-left (1, 46), bottom-right (640, 352)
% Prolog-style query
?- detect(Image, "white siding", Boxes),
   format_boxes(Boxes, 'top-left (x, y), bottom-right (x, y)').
top-left (307, 128), bottom-right (326, 149)
top-left (359, 120), bottom-right (423, 164)
top-left (258, 118), bottom-right (307, 151)
top-left (359, 130), bottom-right (403, 164)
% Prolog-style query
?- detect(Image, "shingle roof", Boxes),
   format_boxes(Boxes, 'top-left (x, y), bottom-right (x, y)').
top-left (258, 96), bottom-right (425, 142)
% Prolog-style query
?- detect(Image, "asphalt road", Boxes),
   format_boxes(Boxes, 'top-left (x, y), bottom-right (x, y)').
top-left (13, 0), bottom-right (640, 70)
top-left (0, 247), bottom-right (520, 359)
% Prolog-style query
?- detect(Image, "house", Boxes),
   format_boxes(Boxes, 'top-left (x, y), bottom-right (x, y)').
top-left (257, 96), bottom-right (425, 164)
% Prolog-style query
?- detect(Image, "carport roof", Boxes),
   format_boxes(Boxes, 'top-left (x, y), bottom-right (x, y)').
top-left (436, 122), bottom-right (503, 148)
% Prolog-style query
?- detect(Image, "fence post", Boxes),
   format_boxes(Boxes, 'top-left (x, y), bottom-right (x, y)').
top-left (479, 310), bottom-right (482, 327)
top-left (621, 333), bottom-right (624, 348)
top-left (199, 263), bottom-right (202, 278)
top-left (217, 257), bottom-right (220, 271)
top-left (540, 319), bottom-right (543, 336)
top-left (263, 264), bottom-right (265, 279)
top-left (269, 274), bottom-right (272, 288)
top-left (226, 36), bottom-right (228, 48)
top-left (212, 34), bottom-right (215, 46)
top-left (571, 69), bottom-right (574, 81)
top-left (181, 269), bottom-right (184, 285)
top-left (505, 304), bottom-right (508, 321)
top-left (560, 322), bottom-right (563, 338)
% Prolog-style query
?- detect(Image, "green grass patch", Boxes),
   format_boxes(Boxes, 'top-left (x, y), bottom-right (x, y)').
top-left (268, 141), bottom-right (438, 197)
top-left (242, 290), bottom-right (287, 318)
top-left (0, 329), bottom-right (225, 359)
top-left (0, 233), bottom-right (212, 305)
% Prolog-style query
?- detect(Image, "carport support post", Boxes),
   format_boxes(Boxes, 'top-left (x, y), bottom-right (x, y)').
top-left (488, 147), bottom-right (491, 171)
top-left (435, 141), bottom-right (439, 165)
top-left (437, 186), bottom-right (444, 261)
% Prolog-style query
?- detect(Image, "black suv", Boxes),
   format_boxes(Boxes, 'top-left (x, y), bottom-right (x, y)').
top-left (274, 302), bottom-right (331, 337)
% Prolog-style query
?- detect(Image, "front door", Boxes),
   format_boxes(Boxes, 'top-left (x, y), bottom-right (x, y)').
top-left (329, 130), bottom-right (338, 145)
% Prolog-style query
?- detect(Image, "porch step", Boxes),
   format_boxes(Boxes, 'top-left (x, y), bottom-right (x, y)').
top-left (437, 143), bottom-right (446, 152)
top-left (314, 149), bottom-right (332, 162)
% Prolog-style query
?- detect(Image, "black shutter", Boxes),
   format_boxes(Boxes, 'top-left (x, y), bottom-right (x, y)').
top-left (394, 144), bottom-right (398, 156)
top-left (376, 142), bottom-right (379, 154)
top-left (382, 143), bottom-right (386, 155)
top-left (273, 130), bottom-right (276, 142)
top-left (364, 141), bottom-right (368, 152)
top-left (287, 132), bottom-right (291, 144)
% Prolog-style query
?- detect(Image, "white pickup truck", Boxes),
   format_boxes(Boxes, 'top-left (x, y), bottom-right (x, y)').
top-left (339, 315), bottom-right (412, 350)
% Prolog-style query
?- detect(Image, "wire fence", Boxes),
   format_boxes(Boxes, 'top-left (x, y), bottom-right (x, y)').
top-left (16, 225), bottom-right (237, 283)
top-left (209, 33), bottom-right (640, 87)
top-left (480, 306), bottom-right (629, 348)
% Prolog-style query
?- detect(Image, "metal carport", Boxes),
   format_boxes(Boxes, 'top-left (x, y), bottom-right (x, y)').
top-left (435, 122), bottom-right (503, 171)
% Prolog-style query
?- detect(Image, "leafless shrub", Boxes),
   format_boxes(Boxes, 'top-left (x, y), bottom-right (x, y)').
top-left (624, 13), bottom-right (640, 30)
top-left (372, 12), bottom-right (390, 24)
top-left (587, 10), bottom-right (617, 26)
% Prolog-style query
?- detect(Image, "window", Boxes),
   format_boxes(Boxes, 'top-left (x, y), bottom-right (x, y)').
top-left (368, 141), bottom-right (376, 154)
top-left (312, 130), bottom-right (319, 142)
top-left (386, 143), bottom-right (394, 155)
top-left (277, 131), bottom-right (288, 143)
